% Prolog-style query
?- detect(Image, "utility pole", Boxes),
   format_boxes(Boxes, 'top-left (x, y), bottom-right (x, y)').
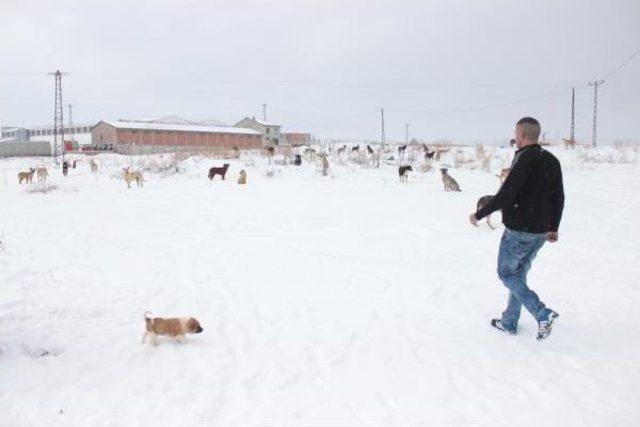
top-left (67, 103), bottom-right (74, 143)
top-left (380, 108), bottom-right (386, 166)
top-left (589, 79), bottom-right (604, 147)
top-left (261, 103), bottom-right (267, 122)
top-left (48, 70), bottom-right (68, 164)
top-left (381, 108), bottom-right (386, 146)
top-left (405, 123), bottom-right (409, 145)
top-left (570, 87), bottom-right (575, 143)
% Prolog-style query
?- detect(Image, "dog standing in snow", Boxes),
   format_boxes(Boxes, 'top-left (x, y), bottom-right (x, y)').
top-left (36, 167), bottom-right (49, 182)
top-left (123, 167), bottom-right (145, 188)
top-left (398, 165), bottom-right (412, 183)
top-left (208, 163), bottom-right (230, 180)
top-left (18, 168), bottom-right (35, 184)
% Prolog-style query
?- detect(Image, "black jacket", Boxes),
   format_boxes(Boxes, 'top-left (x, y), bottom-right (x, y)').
top-left (475, 144), bottom-right (564, 233)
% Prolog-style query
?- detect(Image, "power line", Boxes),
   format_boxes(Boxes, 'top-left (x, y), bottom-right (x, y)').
top-left (603, 43), bottom-right (640, 78)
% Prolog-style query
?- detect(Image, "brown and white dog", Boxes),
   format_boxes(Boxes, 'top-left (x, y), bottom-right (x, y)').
top-left (142, 312), bottom-right (203, 346)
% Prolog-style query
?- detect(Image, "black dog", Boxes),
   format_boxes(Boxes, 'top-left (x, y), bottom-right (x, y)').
top-left (293, 154), bottom-right (302, 166)
top-left (208, 163), bottom-right (230, 180)
top-left (398, 145), bottom-right (407, 154)
top-left (366, 145), bottom-right (374, 155)
top-left (425, 151), bottom-right (435, 161)
top-left (62, 161), bottom-right (69, 176)
top-left (352, 145), bottom-right (360, 152)
top-left (398, 165), bottom-right (413, 182)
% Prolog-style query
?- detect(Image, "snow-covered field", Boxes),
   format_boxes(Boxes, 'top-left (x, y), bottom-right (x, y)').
top-left (1, 146), bottom-right (639, 426)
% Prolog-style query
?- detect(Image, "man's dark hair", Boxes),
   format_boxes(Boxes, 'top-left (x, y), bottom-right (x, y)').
top-left (516, 117), bottom-right (541, 142)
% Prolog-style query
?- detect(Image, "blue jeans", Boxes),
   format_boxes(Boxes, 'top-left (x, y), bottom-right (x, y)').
top-left (497, 228), bottom-right (551, 332)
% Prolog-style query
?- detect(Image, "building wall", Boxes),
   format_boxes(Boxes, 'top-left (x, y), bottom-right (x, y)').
top-left (234, 118), bottom-right (281, 146)
top-left (0, 141), bottom-right (52, 157)
top-left (91, 122), bottom-right (118, 146)
top-left (92, 123), bottom-right (262, 152)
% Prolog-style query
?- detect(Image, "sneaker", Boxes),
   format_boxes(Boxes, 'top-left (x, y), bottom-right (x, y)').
top-left (490, 319), bottom-right (517, 335)
top-left (536, 310), bottom-right (559, 341)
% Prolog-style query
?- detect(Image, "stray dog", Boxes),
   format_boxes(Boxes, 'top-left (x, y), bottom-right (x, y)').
top-left (476, 195), bottom-right (496, 229)
top-left (62, 161), bottom-right (69, 176)
top-left (18, 168), bottom-right (36, 184)
top-left (122, 167), bottom-right (145, 188)
top-left (337, 145), bottom-right (347, 155)
top-left (352, 145), bottom-right (360, 152)
top-left (321, 155), bottom-right (329, 176)
top-left (367, 145), bottom-right (374, 155)
top-left (497, 168), bottom-right (511, 183)
top-left (265, 146), bottom-right (275, 156)
top-left (440, 168), bottom-right (461, 191)
top-left (398, 165), bottom-right (413, 182)
top-left (142, 312), bottom-right (203, 347)
top-left (398, 145), bottom-right (407, 155)
top-left (36, 167), bottom-right (49, 182)
top-left (238, 169), bottom-right (247, 184)
top-left (90, 159), bottom-right (98, 173)
top-left (425, 151), bottom-right (435, 162)
top-left (293, 154), bottom-right (302, 166)
top-left (208, 163), bottom-right (230, 180)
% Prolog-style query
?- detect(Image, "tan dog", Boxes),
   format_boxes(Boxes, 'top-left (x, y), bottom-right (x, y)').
top-left (237, 169), bottom-right (247, 184)
top-left (36, 167), bottom-right (49, 182)
top-left (90, 159), bottom-right (98, 173)
top-left (497, 168), bottom-right (511, 183)
top-left (18, 168), bottom-right (36, 184)
top-left (142, 312), bottom-right (203, 346)
top-left (476, 195), bottom-right (496, 229)
top-left (123, 167), bottom-right (145, 188)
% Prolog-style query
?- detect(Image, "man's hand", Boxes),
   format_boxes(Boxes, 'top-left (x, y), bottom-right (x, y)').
top-left (469, 213), bottom-right (478, 227)
top-left (547, 232), bottom-right (559, 243)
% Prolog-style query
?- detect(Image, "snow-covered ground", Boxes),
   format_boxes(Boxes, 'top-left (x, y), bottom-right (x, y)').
top-left (1, 146), bottom-right (639, 426)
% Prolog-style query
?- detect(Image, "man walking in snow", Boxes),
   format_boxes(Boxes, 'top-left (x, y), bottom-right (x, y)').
top-left (469, 117), bottom-right (564, 340)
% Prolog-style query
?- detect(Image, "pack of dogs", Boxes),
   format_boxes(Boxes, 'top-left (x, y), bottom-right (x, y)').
top-left (15, 146), bottom-right (511, 350)
top-left (17, 147), bottom-right (506, 236)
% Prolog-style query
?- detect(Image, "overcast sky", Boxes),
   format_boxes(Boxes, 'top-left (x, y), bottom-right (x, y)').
top-left (1, 0), bottom-right (639, 143)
